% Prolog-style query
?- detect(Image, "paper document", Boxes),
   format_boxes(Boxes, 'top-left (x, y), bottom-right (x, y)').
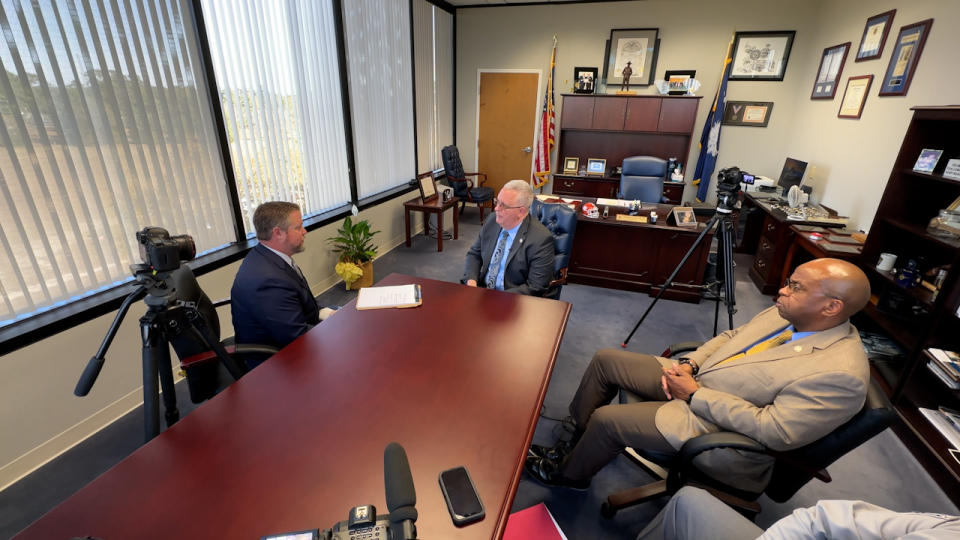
top-left (919, 408), bottom-right (960, 450)
top-left (356, 284), bottom-right (422, 310)
top-left (596, 198), bottom-right (630, 207)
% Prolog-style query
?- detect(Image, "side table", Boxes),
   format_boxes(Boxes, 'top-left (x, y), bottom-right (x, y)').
top-left (404, 196), bottom-right (459, 252)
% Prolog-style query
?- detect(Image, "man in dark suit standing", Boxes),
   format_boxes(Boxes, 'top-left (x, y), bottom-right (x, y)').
top-left (462, 179), bottom-right (555, 296)
top-left (231, 201), bottom-right (320, 367)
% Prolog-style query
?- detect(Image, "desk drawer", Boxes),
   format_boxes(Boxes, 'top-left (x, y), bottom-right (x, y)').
top-left (553, 177), bottom-right (618, 198)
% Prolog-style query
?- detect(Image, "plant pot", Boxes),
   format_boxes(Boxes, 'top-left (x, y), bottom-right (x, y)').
top-left (347, 260), bottom-right (374, 290)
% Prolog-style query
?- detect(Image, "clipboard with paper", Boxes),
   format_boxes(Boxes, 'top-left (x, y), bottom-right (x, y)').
top-left (356, 284), bottom-right (422, 310)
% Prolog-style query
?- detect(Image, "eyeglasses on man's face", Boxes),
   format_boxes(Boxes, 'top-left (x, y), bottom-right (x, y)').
top-left (494, 198), bottom-right (525, 210)
top-left (782, 277), bottom-right (840, 299)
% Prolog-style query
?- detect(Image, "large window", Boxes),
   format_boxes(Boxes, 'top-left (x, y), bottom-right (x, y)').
top-left (413, 0), bottom-right (453, 173)
top-left (0, 0), bottom-right (233, 326)
top-left (343, 0), bottom-right (416, 198)
top-left (200, 0), bottom-right (351, 232)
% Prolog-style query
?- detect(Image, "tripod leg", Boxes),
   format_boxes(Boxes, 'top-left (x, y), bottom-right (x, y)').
top-left (622, 213), bottom-right (720, 347)
top-left (719, 218), bottom-right (738, 331)
top-left (140, 316), bottom-right (163, 442)
top-left (157, 343), bottom-right (180, 428)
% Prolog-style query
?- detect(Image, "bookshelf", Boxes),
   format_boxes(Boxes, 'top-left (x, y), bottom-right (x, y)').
top-left (856, 106), bottom-right (960, 502)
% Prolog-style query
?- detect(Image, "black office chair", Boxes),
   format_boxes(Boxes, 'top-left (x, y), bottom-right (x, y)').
top-left (601, 341), bottom-right (895, 518)
top-left (619, 156), bottom-right (668, 203)
top-left (441, 145), bottom-right (495, 223)
top-left (167, 265), bottom-right (279, 403)
top-left (530, 199), bottom-right (578, 300)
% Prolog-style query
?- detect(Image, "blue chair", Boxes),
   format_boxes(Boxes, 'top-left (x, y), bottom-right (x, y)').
top-left (619, 156), bottom-right (668, 203)
top-left (441, 145), bottom-right (495, 223)
top-left (530, 199), bottom-right (578, 300)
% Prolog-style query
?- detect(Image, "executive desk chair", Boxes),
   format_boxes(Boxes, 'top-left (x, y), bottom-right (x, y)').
top-left (441, 145), bottom-right (495, 223)
top-left (530, 199), bottom-right (578, 300)
top-left (602, 342), bottom-right (895, 518)
top-left (167, 265), bottom-right (278, 403)
top-left (619, 156), bottom-right (668, 203)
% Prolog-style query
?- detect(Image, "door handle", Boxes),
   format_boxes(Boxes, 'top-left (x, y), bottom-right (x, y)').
top-left (522, 146), bottom-right (532, 153)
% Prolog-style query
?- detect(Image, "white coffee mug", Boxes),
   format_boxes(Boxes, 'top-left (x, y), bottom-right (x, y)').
top-left (877, 253), bottom-right (897, 272)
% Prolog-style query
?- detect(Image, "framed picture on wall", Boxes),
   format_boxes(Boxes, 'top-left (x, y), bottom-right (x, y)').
top-left (856, 9), bottom-right (896, 61)
top-left (722, 101), bottom-right (774, 127)
top-left (879, 19), bottom-right (933, 96)
top-left (729, 31), bottom-right (796, 81)
top-left (811, 42), bottom-right (850, 99)
top-left (603, 28), bottom-right (660, 87)
top-left (838, 75), bottom-right (873, 119)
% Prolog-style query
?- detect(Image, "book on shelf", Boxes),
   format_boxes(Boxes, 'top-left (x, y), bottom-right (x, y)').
top-left (919, 408), bottom-right (960, 451)
top-left (927, 361), bottom-right (960, 389)
top-left (928, 348), bottom-right (960, 380)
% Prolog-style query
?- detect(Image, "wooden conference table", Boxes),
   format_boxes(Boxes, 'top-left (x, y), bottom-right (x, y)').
top-left (16, 275), bottom-right (571, 540)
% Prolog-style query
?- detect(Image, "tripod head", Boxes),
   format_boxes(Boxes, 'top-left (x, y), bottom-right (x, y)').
top-left (715, 166), bottom-right (755, 214)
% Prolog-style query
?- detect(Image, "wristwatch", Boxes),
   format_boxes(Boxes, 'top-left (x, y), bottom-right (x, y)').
top-left (677, 357), bottom-right (699, 376)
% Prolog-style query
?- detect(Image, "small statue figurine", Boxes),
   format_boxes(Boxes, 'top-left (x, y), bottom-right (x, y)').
top-left (620, 61), bottom-right (633, 91)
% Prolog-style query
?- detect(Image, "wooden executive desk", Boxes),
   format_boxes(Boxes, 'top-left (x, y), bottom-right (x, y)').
top-left (566, 199), bottom-right (714, 303)
top-left (16, 275), bottom-right (571, 540)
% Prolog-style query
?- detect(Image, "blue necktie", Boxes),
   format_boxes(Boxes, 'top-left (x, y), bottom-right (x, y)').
top-left (485, 231), bottom-right (509, 289)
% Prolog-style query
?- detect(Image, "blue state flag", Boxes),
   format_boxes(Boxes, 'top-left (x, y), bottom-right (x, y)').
top-left (693, 39), bottom-right (734, 202)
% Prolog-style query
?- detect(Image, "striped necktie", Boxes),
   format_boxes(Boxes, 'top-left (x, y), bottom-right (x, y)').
top-left (717, 327), bottom-right (794, 366)
top-left (485, 230), bottom-right (509, 290)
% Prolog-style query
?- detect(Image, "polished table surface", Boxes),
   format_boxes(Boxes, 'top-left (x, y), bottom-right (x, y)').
top-left (16, 274), bottom-right (571, 540)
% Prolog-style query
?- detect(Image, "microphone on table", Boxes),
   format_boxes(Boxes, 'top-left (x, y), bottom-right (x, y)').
top-left (384, 442), bottom-right (417, 540)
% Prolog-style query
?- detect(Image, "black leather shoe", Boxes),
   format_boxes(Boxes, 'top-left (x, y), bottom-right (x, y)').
top-left (524, 455), bottom-right (590, 491)
top-left (528, 441), bottom-right (573, 462)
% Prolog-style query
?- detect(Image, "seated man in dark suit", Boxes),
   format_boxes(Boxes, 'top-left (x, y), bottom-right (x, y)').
top-left (231, 201), bottom-right (320, 367)
top-left (526, 258), bottom-right (872, 491)
top-left (462, 179), bottom-right (554, 296)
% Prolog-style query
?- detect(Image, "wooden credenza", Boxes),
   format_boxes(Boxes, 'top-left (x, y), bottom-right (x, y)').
top-left (553, 94), bottom-right (701, 203)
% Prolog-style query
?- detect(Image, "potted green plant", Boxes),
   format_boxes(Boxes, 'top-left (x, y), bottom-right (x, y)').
top-left (328, 217), bottom-right (380, 290)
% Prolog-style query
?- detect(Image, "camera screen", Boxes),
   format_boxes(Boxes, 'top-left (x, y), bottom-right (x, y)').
top-left (741, 173), bottom-right (755, 184)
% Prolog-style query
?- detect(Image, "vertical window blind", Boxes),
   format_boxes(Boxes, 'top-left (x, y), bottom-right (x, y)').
top-left (342, 0), bottom-right (415, 198)
top-left (0, 0), bottom-right (233, 326)
top-left (413, 0), bottom-right (452, 173)
top-left (200, 0), bottom-right (351, 232)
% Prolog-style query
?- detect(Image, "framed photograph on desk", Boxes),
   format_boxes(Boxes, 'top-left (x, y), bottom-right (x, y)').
top-left (563, 157), bottom-right (579, 174)
top-left (586, 158), bottom-right (606, 176)
top-left (669, 206), bottom-right (697, 227)
top-left (418, 173), bottom-right (437, 202)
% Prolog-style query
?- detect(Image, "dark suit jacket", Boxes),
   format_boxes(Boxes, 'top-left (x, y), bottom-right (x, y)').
top-left (231, 244), bottom-right (320, 349)
top-left (462, 214), bottom-right (555, 296)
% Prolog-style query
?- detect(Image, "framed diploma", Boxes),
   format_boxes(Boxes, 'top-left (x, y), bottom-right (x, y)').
top-left (856, 10), bottom-right (896, 62)
top-left (811, 43), bottom-right (850, 99)
top-left (838, 75), bottom-right (873, 119)
top-left (879, 19), bottom-right (933, 96)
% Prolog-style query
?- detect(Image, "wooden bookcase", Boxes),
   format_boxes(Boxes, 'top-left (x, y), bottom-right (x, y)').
top-left (856, 106), bottom-right (960, 502)
top-left (553, 94), bottom-right (701, 203)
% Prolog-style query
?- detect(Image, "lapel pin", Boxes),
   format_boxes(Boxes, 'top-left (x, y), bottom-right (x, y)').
top-left (793, 345), bottom-right (802, 352)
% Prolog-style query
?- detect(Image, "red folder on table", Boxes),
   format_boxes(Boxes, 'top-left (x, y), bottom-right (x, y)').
top-left (503, 502), bottom-right (567, 540)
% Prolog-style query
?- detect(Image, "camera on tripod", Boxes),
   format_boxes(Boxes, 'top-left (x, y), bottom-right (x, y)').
top-left (135, 226), bottom-right (196, 273)
top-left (715, 166), bottom-right (754, 213)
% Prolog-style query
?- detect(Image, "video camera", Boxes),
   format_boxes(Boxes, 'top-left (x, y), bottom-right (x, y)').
top-left (134, 226), bottom-right (196, 273)
top-left (715, 166), bottom-right (754, 213)
top-left (264, 443), bottom-right (418, 540)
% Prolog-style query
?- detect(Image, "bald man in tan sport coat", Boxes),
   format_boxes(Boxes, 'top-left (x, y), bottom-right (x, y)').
top-left (526, 258), bottom-right (872, 492)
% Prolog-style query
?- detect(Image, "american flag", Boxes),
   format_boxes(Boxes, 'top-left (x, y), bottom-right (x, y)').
top-left (532, 36), bottom-right (557, 189)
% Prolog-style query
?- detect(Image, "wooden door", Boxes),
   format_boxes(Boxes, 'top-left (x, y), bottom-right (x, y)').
top-left (477, 72), bottom-right (539, 194)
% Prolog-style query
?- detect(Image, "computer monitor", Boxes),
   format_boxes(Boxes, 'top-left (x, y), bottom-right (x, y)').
top-left (778, 157), bottom-right (808, 196)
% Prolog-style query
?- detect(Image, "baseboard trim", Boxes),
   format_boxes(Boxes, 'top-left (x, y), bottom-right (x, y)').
top-left (0, 388), bottom-right (144, 493)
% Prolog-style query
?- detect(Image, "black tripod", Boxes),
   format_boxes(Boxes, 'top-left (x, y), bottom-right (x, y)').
top-left (75, 269), bottom-right (245, 441)
top-left (622, 205), bottom-right (738, 347)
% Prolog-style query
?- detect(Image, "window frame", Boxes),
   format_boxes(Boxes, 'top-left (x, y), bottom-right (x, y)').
top-left (0, 0), bottom-right (456, 356)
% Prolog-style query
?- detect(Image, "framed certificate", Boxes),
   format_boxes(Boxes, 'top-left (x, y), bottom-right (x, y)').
top-left (838, 75), bottom-right (873, 119)
top-left (879, 19), bottom-right (933, 96)
top-left (856, 10), bottom-right (896, 61)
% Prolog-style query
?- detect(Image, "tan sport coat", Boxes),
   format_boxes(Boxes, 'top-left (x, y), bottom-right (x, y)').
top-left (654, 306), bottom-right (869, 491)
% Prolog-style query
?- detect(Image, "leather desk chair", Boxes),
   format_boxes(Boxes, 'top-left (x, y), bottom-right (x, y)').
top-left (619, 156), bottom-right (668, 203)
top-left (530, 199), bottom-right (577, 300)
top-left (602, 342), bottom-right (895, 518)
top-left (441, 145), bottom-right (495, 223)
top-left (167, 265), bottom-right (278, 403)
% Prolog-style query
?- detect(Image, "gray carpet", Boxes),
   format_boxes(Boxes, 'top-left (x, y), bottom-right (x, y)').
top-left (2, 207), bottom-right (956, 539)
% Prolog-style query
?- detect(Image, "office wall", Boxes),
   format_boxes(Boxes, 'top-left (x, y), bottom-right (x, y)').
top-left (0, 195), bottom-right (430, 490)
top-left (456, 0), bottom-right (960, 230)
